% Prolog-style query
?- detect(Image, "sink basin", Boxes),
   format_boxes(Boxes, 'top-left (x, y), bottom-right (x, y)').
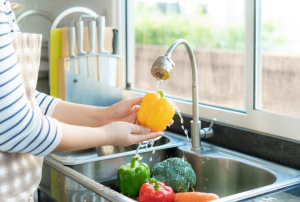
top-left (174, 144), bottom-right (299, 201)
top-left (48, 134), bottom-right (183, 165)
top-left (42, 132), bottom-right (300, 202)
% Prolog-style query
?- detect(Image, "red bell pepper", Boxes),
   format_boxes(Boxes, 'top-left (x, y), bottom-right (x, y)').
top-left (139, 178), bottom-right (174, 202)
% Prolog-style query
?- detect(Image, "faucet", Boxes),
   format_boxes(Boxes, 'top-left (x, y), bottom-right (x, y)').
top-left (151, 39), bottom-right (216, 151)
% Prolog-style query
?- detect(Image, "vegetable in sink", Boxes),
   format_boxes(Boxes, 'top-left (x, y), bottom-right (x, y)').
top-left (117, 155), bottom-right (150, 197)
top-left (137, 90), bottom-right (175, 132)
top-left (151, 157), bottom-right (196, 192)
top-left (173, 192), bottom-right (220, 202)
top-left (139, 178), bottom-right (174, 202)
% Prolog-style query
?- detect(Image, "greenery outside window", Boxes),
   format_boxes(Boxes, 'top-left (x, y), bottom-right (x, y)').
top-left (125, 0), bottom-right (300, 142)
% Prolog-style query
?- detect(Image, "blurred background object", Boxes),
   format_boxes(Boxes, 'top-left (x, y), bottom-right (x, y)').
top-left (14, 0), bottom-right (121, 95)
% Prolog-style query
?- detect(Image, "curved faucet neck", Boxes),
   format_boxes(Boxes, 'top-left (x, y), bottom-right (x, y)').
top-left (165, 39), bottom-right (201, 150)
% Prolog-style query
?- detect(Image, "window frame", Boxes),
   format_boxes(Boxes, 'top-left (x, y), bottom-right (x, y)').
top-left (123, 0), bottom-right (300, 142)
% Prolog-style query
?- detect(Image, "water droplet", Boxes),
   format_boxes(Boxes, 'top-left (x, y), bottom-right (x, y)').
top-left (204, 187), bottom-right (207, 190)
top-left (145, 141), bottom-right (150, 151)
top-left (181, 125), bottom-right (184, 130)
top-left (150, 157), bottom-right (152, 161)
top-left (205, 178), bottom-right (209, 181)
top-left (152, 150), bottom-right (155, 154)
top-left (136, 142), bottom-right (142, 155)
top-left (187, 143), bottom-right (192, 150)
top-left (202, 161), bottom-right (205, 164)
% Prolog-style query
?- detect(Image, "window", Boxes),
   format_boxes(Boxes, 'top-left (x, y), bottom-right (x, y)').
top-left (255, 0), bottom-right (300, 118)
top-left (126, 0), bottom-right (300, 141)
top-left (132, 0), bottom-right (245, 111)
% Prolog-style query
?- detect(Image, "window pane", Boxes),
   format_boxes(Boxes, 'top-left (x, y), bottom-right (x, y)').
top-left (133, 0), bottom-right (245, 110)
top-left (256, 0), bottom-right (300, 117)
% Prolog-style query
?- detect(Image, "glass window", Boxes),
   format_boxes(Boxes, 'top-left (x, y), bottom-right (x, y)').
top-left (133, 0), bottom-right (245, 110)
top-left (255, 0), bottom-right (300, 118)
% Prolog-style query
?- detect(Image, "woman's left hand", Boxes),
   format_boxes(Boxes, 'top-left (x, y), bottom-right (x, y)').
top-left (105, 97), bottom-right (143, 124)
top-left (104, 96), bottom-right (174, 127)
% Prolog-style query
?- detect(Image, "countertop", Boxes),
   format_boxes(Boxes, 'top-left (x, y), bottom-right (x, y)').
top-left (243, 184), bottom-right (300, 202)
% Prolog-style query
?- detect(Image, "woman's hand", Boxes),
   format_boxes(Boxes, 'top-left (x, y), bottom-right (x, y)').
top-left (104, 97), bottom-right (174, 127)
top-left (53, 121), bottom-right (164, 153)
top-left (105, 97), bottom-right (143, 124)
top-left (102, 121), bottom-right (164, 146)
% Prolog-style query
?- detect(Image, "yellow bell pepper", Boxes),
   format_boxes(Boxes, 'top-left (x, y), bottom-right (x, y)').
top-left (138, 91), bottom-right (175, 132)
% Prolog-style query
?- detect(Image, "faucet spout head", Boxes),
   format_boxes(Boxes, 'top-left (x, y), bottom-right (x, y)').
top-left (151, 56), bottom-right (174, 80)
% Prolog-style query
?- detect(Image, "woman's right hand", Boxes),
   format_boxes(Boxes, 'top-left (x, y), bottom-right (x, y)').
top-left (101, 121), bottom-right (164, 146)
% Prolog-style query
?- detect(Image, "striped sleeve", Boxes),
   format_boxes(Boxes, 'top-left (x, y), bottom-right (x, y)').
top-left (0, 1), bottom-right (62, 156)
top-left (35, 91), bottom-right (61, 117)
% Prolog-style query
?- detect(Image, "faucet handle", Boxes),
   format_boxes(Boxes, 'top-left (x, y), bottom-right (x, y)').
top-left (208, 118), bottom-right (217, 131)
top-left (200, 118), bottom-right (217, 139)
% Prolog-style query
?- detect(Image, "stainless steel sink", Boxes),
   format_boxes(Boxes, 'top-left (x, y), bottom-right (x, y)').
top-left (174, 143), bottom-right (300, 201)
top-left (41, 132), bottom-right (300, 202)
top-left (48, 134), bottom-right (183, 165)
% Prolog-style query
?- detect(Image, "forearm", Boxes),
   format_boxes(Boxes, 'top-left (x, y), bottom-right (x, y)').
top-left (52, 100), bottom-right (110, 127)
top-left (52, 122), bottom-right (110, 153)
top-left (52, 121), bottom-right (164, 153)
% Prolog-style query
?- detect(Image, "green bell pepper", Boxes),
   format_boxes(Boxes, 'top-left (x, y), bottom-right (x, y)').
top-left (117, 155), bottom-right (150, 197)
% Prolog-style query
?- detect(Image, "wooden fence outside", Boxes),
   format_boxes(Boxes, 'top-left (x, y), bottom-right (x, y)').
top-left (134, 45), bottom-right (300, 117)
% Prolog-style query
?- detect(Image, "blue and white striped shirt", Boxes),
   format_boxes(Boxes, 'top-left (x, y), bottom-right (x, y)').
top-left (0, 0), bottom-right (62, 157)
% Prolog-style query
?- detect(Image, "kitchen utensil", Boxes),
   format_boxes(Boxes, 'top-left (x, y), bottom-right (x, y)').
top-left (69, 27), bottom-right (77, 73)
top-left (116, 57), bottom-right (123, 88)
top-left (88, 21), bottom-right (96, 54)
top-left (49, 7), bottom-right (97, 98)
top-left (75, 20), bottom-right (87, 77)
top-left (97, 16), bottom-right (109, 85)
top-left (112, 29), bottom-right (118, 54)
top-left (65, 70), bottom-right (122, 107)
top-left (104, 27), bottom-right (114, 54)
top-left (107, 29), bottom-right (120, 87)
top-left (58, 27), bottom-right (72, 100)
top-left (107, 57), bottom-right (117, 86)
top-left (96, 16), bottom-right (108, 54)
top-left (87, 20), bottom-right (97, 79)
top-left (49, 28), bottom-right (62, 97)
top-left (58, 58), bottom-right (66, 100)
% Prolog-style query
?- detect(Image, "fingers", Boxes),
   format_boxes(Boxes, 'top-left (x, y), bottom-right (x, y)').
top-left (128, 97), bottom-right (143, 106)
top-left (131, 132), bottom-right (164, 144)
top-left (169, 119), bottom-right (174, 125)
top-left (130, 124), bottom-right (151, 134)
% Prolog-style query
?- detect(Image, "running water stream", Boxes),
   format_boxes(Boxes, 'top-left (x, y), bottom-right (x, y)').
top-left (157, 80), bottom-right (190, 142)
top-left (135, 79), bottom-right (191, 157)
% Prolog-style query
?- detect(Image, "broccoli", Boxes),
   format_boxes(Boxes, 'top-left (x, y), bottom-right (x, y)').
top-left (151, 157), bottom-right (196, 192)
